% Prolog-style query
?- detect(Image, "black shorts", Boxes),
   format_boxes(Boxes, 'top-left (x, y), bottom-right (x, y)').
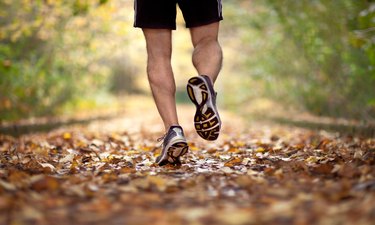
top-left (134, 0), bottom-right (223, 30)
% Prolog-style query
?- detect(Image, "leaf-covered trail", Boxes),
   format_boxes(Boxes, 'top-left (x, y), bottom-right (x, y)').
top-left (1, 98), bottom-right (374, 225)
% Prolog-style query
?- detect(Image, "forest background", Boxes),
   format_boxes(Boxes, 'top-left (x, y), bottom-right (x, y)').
top-left (1, 0), bottom-right (374, 125)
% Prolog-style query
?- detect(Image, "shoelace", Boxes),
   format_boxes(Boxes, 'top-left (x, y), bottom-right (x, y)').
top-left (157, 133), bottom-right (166, 148)
top-left (157, 133), bottom-right (166, 142)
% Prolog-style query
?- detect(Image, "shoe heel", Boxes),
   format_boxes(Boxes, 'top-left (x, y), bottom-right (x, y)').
top-left (168, 142), bottom-right (188, 158)
top-left (187, 77), bottom-right (209, 107)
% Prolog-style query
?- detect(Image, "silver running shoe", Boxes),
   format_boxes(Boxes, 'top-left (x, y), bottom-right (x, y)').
top-left (155, 125), bottom-right (189, 166)
top-left (187, 75), bottom-right (221, 141)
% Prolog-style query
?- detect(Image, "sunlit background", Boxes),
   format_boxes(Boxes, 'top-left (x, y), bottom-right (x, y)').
top-left (1, 0), bottom-right (374, 125)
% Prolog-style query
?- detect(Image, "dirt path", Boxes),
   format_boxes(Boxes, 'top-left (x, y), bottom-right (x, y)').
top-left (0, 97), bottom-right (374, 225)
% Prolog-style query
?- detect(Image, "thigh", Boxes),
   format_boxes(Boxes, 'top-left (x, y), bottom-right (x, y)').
top-left (189, 22), bottom-right (220, 47)
top-left (134, 0), bottom-right (177, 30)
top-left (178, 0), bottom-right (223, 28)
top-left (142, 29), bottom-right (172, 60)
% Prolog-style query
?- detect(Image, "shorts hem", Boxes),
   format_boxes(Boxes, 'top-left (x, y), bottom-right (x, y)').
top-left (186, 18), bottom-right (223, 28)
top-left (134, 24), bottom-right (176, 30)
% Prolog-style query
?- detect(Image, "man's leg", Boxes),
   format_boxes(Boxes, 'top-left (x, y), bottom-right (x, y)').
top-left (190, 22), bottom-right (222, 84)
top-left (186, 22), bottom-right (222, 141)
top-left (143, 29), bottom-right (179, 131)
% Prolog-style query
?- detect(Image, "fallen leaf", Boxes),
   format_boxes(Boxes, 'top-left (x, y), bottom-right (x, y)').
top-left (224, 157), bottom-right (242, 167)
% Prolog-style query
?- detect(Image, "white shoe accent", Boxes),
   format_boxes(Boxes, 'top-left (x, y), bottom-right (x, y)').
top-left (172, 127), bottom-right (183, 137)
top-left (192, 85), bottom-right (204, 105)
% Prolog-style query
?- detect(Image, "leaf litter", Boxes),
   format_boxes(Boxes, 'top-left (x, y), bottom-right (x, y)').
top-left (0, 105), bottom-right (374, 225)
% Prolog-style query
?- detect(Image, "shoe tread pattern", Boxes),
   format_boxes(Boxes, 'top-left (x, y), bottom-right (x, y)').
top-left (187, 76), bottom-right (220, 141)
top-left (157, 142), bottom-right (188, 166)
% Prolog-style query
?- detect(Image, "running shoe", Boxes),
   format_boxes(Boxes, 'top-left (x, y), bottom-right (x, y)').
top-left (155, 125), bottom-right (189, 166)
top-left (187, 75), bottom-right (221, 141)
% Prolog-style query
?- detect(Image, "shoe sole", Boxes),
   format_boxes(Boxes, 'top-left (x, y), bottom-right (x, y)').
top-left (156, 141), bottom-right (189, 166)
top-left (187, 76), bottom-right (221, 141)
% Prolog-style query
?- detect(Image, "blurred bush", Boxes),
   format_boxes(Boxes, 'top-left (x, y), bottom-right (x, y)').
top-left (109, 57), bottom-right (141, 95)
top-left (222, 0), bottom-right (375, 120)
top-left (0, 0), bottom-right (138, 121)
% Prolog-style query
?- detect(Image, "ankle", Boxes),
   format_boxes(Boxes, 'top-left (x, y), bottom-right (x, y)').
top-left (199, 74), bottom-right (214, 84)
top-left (164, 124), bottom-right (180, 132)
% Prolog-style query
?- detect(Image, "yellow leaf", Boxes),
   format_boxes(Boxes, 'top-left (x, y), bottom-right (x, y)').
top-left (228, 147), bottom-right (240, 153)
top-left (189, 145), bottom-right (199, 151)
top-left (305, 156), bottom-right (318, 163)
top-left (63, 132), bottom-right (71, 140)
top-left (224, 157), bottom-right (243, 167)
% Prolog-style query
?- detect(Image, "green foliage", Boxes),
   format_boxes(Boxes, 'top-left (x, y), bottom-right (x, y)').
top-left (0, 0), bottom-right (129, 121)
top-left (271, 0), bottom-right (374, 118)
top-left (109, 58), bottom-right (141, 95)
top-left (224, 0), bottom-right (375, 119)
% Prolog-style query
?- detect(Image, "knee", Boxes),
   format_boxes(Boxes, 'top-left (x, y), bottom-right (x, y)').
top-left (193, 36), bottom-right (220, 48)
top-left (147, 62), bottom-right (175, 91)
top-left (147, 64), bottom-right (163, 85)
top-left (147, 59), bottom-right (172, 78)
top-left (148, 74), bottom-right (176, 94)
top-left (193, 38), bottom-right (222, 58)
